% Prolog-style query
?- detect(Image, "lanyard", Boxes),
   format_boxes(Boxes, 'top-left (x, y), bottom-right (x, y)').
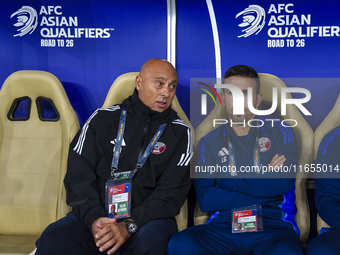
top-left (110, 105), bottom-right (167, 175)
top-left (227, 128), bottom-right (260, 176)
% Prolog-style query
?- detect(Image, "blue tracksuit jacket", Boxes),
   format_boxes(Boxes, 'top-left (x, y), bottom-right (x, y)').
top-left (195, 116), bottom-right (300, 235)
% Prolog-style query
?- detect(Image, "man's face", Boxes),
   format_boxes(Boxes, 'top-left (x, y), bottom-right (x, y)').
top-left (111, 205), bottom-right (115, 213)
top-left (136, 60), bottom-right (177, 112)
top-left (221, 76), bottom-right (262, 124)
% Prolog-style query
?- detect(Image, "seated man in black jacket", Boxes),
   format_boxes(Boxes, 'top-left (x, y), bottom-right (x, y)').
top-left (35, 59), bottom-right (192, 255)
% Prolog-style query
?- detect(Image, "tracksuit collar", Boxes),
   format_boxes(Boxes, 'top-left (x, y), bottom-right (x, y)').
top-left (126, 89), bottom-right (173, 121)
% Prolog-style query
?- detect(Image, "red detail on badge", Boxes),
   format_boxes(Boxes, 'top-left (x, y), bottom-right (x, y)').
top-left (258, 137), bottom-right (271, 153)
top-left (152, 142), bottom-right (166, 154)
top-left (233, 210), bottom-right (253, 218)
top-left (109, 184), bottom-right (126, 196)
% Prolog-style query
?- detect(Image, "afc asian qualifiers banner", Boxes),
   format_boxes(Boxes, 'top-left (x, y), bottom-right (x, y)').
top-left (177, 0), bottom-right (340, 129)
top-left (0, 0), bottom-right (167, 126)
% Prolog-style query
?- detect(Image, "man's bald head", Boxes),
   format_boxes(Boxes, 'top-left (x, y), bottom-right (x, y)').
top-left (135, 59), bottom-right (178, 112)
top-left (139, 58), bottom-right (176, 76)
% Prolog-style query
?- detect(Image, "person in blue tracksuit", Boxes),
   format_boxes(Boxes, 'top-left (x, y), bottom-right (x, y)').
top-left (168, 65), bottom-right (303, 255)
top-left (306, 126), bottom-right (340, 255)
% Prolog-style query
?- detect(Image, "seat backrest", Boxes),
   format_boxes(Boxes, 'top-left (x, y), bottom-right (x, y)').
top-left (313, 94), bottom-right (340, 233)
top-left (0, 71), bottom-right (79, 236)
top-left (103, 72), bottom-right (193, 231)
top-left (193, 73), bottom-right (313, 243)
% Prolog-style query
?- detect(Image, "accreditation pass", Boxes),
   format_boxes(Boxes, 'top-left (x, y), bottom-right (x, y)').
top-left (107, 182), bottom-right (130, 219)
top-left (232, 205), bottom-right (263, 233)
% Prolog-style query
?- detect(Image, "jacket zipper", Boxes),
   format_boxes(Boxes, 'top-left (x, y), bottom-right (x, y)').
top-left (137, 116), bottom-right (151, 161)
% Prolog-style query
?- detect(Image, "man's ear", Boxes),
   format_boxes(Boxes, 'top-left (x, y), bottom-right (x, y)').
top-left (135, 75), bottom-right (142, 91)
top-left (256, 93), bottom-right (263, 108)
top-left (220, 89), bottom-right (225, 106)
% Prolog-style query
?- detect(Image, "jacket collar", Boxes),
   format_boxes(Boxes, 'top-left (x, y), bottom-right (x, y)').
top-left (225, 119), bottom-right (258, 149)
top-left (124, 89), bottom-right (174, 121)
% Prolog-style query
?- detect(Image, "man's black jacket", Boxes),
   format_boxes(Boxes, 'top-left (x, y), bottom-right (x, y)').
top-left (65, 90), bottom-right (192, 231)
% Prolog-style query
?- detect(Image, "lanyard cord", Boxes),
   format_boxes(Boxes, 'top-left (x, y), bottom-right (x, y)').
top-left (110, 105), bottom-right (168, 175)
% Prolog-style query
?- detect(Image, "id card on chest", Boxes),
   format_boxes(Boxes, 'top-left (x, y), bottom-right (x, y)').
top-left (231, 205), bottom-right (263, 233)
top-left (105, 171), bottom-right (135, 219)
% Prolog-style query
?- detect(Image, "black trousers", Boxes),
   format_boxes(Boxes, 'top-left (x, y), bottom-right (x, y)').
top-left (35, 212), bottom-right (178, 255)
